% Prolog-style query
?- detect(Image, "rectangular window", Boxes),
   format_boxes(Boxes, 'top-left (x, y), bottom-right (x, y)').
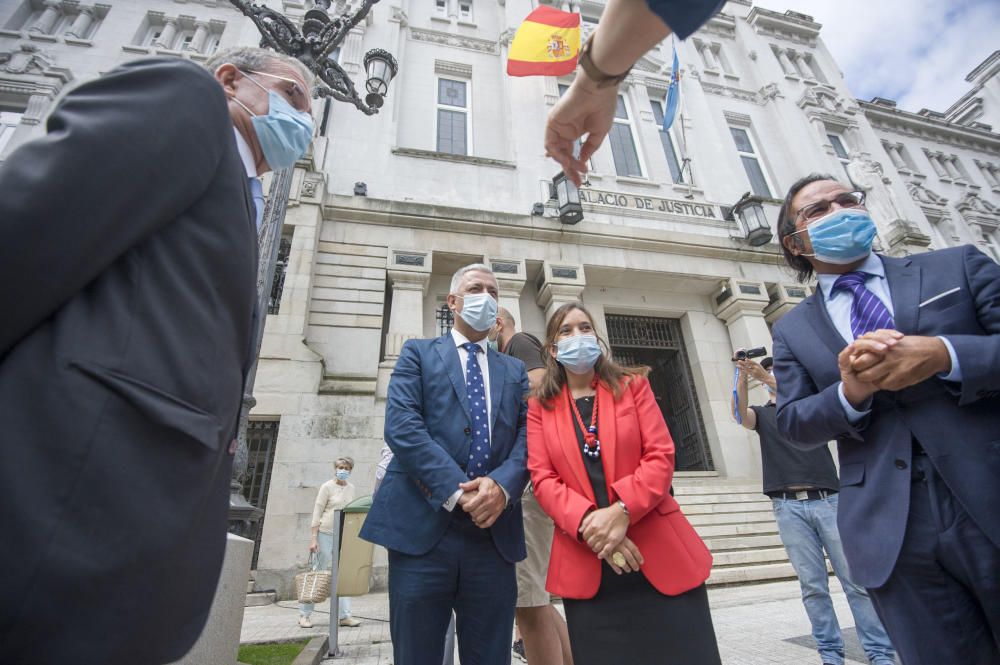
top-left (436, 78), bottom-right (469, 156)
top-left (730, 126), bottom-right (772, 197)
top-left (0, 111), bottom-right (23, 155)
top-left (434, 0), bottom-right (447, 16)
top-left (650, 99), bottom-right (684, 183)
top-left (609, 95), bottom-right (642, 177)
top-left (828, 133), bottom-right (852, 180)
top-left (459, 1), bottom-right (473, 21)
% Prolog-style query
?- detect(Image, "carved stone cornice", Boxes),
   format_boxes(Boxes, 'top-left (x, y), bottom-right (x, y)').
top-left (861, 101), bottom-right (1000, 153)
top-left (700, 12), bottom-right (736, 40)
top-left (746, 7), bottom-right (820, 47)
top-left (409, 27), bottom-right (497, 55)
top-left (956, 191), bottom-right (1000, 227)
top-left (699, 78), bottom-right (764, 105)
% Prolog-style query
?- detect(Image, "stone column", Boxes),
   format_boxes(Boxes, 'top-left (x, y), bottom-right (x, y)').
top-left (186, 21), bottom-right (209, 52)
top-left (762, 283), bottom-right (808, 326)
top-left (153, 18), bottom-right (179, 49)
top-left (699, 42), bottom-right (719, 70)
top-left (485, 257), bottom-right (527, 327)
top-left (926, 152), bottom-right (948, 178)
top-left (776, 49), bottom-right (796, 76)
top-left (942, 156), bottom-right (963, 180)
top-left (536, 262), bottom-right (586, 322)
top-left (714, 278), bottom-right (772, 359)
top-left (28, 1), bottom-right (62, 34)
top-left (378, 250), bottom-right (432, 397)
top-left (63, 6), bottom-right (94, 39)
top-left (886, 143), bottom-right (907, 170)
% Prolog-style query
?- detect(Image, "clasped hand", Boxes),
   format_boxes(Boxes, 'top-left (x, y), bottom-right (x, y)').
top-left (579, 503), bottom-right (629, 559)
top-left (838, 329), bottom-right (951, 405)
top-left (457, 476), bottom-right (505, 529)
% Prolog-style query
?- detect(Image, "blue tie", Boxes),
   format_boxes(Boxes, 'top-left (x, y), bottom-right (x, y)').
top-left (248, 177), bottom-right (264, 231)
top-left (462, 342), bottom-right (491, 479)
top-left (833, 271), bottom-right (895, 339)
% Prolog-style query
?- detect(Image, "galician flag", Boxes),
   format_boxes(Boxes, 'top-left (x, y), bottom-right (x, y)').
top-left (506, 6), bottom-right (581, 77)
top-left (662, 41), bottom-right (681, 131)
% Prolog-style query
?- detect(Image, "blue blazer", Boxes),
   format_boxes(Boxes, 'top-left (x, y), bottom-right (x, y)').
top-left (360, 335), bottom-right (530, 563)
top-left (772, 246), bottom-right (1000, 588)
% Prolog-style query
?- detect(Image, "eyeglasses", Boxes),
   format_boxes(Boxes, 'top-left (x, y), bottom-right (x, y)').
top-left (794, 190), bottom-right (866, 223)
top-left (246, 69), bottom-right (309, 111)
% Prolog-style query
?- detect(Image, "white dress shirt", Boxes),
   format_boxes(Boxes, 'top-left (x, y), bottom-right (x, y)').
top-left (444, 327), bottom-right (508, 511)
top-left (815, 253), bottom-right (961, 422)
top-left (232, 127), bottom-right (257, 177)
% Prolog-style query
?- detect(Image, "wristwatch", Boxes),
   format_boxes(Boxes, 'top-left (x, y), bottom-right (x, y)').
top-left (617, 499), bottom-right (630, 518)
top-left (578, 34), bottom-right (632, 89)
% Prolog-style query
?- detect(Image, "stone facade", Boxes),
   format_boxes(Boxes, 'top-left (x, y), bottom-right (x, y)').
top-left (1, 0), bottom-right (998, 595)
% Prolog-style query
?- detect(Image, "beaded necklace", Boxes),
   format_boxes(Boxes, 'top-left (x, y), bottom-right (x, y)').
top-left (568, 378), bottom-right (601, 459)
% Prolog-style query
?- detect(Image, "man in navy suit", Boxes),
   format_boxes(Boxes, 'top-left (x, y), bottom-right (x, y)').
top-left (771, 174), bottom-right (1000, 664)
top-left (361, 263), bottom-right (530, 665)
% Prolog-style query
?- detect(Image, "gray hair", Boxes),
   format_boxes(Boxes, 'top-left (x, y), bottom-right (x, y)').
top-left (205, 47), bottom-right (315, 89)
top-left (334, 456), bottom-right (354, 470)
top-left (449, 263), bottom-right (493, 295)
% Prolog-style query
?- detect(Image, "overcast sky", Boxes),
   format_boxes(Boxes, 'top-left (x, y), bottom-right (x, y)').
top-left (762, 0), bottom-right (1000, 113)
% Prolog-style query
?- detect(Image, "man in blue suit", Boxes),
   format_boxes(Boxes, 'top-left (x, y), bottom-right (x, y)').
top-left (361, 263), bottom-right (530, 665)
top-left (771, 174), bottom-right (1000, 665)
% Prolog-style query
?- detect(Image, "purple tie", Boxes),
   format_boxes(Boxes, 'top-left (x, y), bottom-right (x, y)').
top-left (832, 271), bottom-right (895, 339)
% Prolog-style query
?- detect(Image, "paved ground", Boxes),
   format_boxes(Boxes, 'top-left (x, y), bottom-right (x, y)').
top-left (241, 577), bottom-right (899, 665)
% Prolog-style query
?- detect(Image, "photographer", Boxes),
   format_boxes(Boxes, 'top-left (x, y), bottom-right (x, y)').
top-left (731, 352), bottom-right (895, 665)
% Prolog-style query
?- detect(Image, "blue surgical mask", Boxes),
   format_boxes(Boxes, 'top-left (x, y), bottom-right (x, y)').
top-left (794, 209), bottom-right (877, 265)
top-left (556, 334), bottom-right (601, 374)
top-left (335, 469), bottom-right (350, 481)
top-left (233, 71), bottom-right (314, 170)
top-left (457, 293), bottom-right (498, 332)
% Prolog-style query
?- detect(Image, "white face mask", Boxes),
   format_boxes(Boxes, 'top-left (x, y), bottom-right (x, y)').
top-left (456, 293), bottom-right (498, 332)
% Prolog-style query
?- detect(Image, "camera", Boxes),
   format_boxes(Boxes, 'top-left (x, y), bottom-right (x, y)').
top-left (733, 346), bottom-right (767, 361)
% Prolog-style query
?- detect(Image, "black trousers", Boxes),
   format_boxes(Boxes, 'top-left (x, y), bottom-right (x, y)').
top-left (868, 454), bottom-right (1000, 665)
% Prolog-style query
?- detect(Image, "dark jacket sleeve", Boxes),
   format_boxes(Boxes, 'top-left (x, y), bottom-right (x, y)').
top-left (0, 58), bottom-right (231, 355)
top-left (944, 245), bottom-right (1000, 405)
top-left (774, 321), bottom-right (867, 448)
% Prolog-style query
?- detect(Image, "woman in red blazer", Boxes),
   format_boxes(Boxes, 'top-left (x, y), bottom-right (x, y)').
top-left (527, 302), bottom-right (720, 665)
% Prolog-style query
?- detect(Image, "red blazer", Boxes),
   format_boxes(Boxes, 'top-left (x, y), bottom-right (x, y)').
top-left (527, 376), bottom-right (712, 600)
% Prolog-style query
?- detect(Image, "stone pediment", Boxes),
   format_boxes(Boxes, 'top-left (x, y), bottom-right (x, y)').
top-left (746, 7), bottom-right (820, 47)
top-left (0, 43), bottom-right (55, 76)
top-left (906, 181), bottom-right (948, 207)
top-left (797, 86), bottom-right (853, 116)
top-left (956, 191), bottom-right (1000, 223)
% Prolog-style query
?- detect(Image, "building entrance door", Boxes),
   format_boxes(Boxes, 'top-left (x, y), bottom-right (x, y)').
top-left (606, 315), bottom-right (713, 471)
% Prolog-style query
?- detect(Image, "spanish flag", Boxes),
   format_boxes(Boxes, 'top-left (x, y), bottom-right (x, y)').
top-left (506, 6), bottom-right (581, 77)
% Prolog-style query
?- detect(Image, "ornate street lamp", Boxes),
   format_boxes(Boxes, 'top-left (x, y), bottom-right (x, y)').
top-left (226, 0), bottom-right (398, 539)
top-left (728, 191), bottom-right (772, 246)
top-left (553, 171), bottom-right (584, 225)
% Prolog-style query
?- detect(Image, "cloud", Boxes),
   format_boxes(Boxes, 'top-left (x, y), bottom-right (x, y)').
top-left (763, 0), bottom-right (1000, 113)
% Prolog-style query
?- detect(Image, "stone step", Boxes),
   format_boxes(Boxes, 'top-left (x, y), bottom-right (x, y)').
top-left (693, 521), bottom-right (779, 538)
top-left (676, 492), bottom-right (767, 505)
top-left (707, 562), bottom-right (799, 586)
top-left (245, 591), bottom-right (277, 608)
top-left (702, 533), bottom-right (785, 551)
top-left (687, 511), bottom-right (776, 527)
top-left (674, 484), bottom-right (761, 495)
top-left (682, 500), bottom-right (773, 515)
top-left (712, 546), bottom-right (789, 567)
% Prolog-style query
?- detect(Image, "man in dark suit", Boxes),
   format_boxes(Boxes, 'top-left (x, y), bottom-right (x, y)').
top-left (361, 264), bottom-right (530, 665)
top-left (0, 48), bottom-right (313, 664)
top-left (771, 174), bottom-right (1000, 664)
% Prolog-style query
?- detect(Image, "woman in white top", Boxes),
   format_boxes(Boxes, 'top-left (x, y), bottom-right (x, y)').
top-left (298, 457), bottom-right (361, 628)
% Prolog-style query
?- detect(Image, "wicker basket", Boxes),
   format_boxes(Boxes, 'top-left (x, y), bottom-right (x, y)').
top-left (294, 554), bottom-right (332, 604)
